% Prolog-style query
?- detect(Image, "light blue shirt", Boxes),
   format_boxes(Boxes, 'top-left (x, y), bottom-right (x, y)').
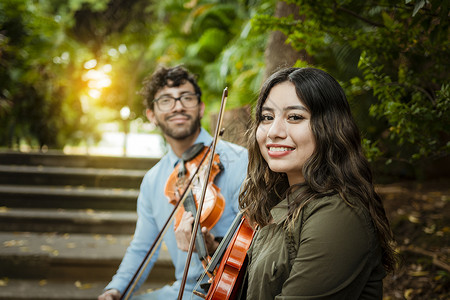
top-left (105, 128), bottom-right (248, 299)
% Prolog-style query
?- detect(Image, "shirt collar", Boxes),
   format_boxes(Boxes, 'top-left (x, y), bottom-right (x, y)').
top-left (166, 128), bottom-right (213, 168)
top-left (271, 199), bottom-right (289, 225)
top-left (270, 186), bottom-right (306, 225)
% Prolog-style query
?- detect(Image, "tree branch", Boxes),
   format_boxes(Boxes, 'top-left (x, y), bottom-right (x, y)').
top-left (384, 82), bottom-right (436, 105)
top-left (335, 6), bottom-right (385, 27)
top-left (399, 245), bottom-right (450, 273)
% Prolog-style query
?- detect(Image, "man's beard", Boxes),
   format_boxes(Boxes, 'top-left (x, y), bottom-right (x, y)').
top-left (156, 113), bottom-right (201, 140)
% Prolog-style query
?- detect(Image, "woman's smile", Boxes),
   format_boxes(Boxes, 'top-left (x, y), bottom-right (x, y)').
top-left (266, 144), bottom-right (296, 157)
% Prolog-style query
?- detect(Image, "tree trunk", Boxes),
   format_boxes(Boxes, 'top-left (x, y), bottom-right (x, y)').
top-left (209, 105), bottom-right (252, 148)
top-left (210, 2), bottom-right (315, 147)
top-left (263, 1), bottom-right (313, 80)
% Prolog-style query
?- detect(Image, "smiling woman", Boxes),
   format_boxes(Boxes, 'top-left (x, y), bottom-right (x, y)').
top-left (237, 67), bottom-right (397, 300)
top-left (256, 81), bottom-right (315, 185)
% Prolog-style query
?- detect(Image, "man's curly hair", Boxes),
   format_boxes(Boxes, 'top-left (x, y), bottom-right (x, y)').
top-left (140, 65), bottom-right (202, 110)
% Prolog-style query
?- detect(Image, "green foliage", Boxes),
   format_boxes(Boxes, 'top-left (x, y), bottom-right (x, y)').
top-left (253, 0), bottom-right (449, 166)
top-left (0, 0), bottom-right (87, 148)
top-left (147, 0), bottom-right (271, 112)
top-left (1, 0), bottom-right (267, 150)
top-left (2, 0), bottom-right (447, 172)
top-left (0, 0), bottom-right (156, 149)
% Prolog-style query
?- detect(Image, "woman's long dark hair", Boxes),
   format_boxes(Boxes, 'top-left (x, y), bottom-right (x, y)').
top-left (239, 67), bottom-right (396, 272)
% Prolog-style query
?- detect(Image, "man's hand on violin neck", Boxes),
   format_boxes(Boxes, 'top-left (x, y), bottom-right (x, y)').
top-left (175, 211), bottom-right (219, 254)
top-left (98, 289), bottom-right (121, 300)
top-left (202, 226), bottom-right (220, 254)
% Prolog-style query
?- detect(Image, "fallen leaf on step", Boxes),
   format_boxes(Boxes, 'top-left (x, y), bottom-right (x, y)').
top-left (39, 280), bottom-right (48, 286)
top-left (40, 245), bottom-right (54, 252)
top-left (106, 235), bottom-right (117, 244)
top-left (74, 280), bottom-right (93, 290)
top-left (0, 278), bottom-right (9, 286)
top-left (408, 270), bottom-right (429, 276)
top-left (0, 206), bottom-right (9, 213)
top-left (3, 240), bottom-right (26, 247)
top-left (408, 214), bottom-right (421, 224)
top-left (404, 288), bottom-right (414, 299)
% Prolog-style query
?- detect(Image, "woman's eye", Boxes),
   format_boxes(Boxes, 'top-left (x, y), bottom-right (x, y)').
top-left (261, 114), bottom-right (273, 121)
top-left (288, 114), bottom-right (304, 121)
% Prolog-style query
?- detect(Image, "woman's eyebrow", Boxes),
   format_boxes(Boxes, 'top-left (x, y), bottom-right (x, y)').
top-left (284, 105), bottom-right (308, 111)
top-left (261, 105), bottom-right (307, 112)
top-left (261, 106), bottom-right (274, 112)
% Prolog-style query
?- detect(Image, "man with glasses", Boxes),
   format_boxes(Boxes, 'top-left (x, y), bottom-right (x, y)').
top-left (98, 65), bottom-right (248, 300)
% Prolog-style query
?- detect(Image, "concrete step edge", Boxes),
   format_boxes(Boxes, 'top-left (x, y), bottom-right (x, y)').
top-left (0, 185), bottom-right (139, 198)
top-left (0, 232), bottom-right (174, 282)
top-left (0, 165), bottom-right (147, 177)
top-left (0, 207), bottom-right (137, 223)
top-left (0, 278), bottom-right (167, 300)
top-left (0, 151), bottom-right (159, 170)
top-left (0, 208), bottom-right (137, 234)
top-left (0, 231), bottom-right (171, 264)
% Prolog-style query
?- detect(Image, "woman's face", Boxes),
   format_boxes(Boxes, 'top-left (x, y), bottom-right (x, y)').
top-left (256, 81), bottom-right (316, 185)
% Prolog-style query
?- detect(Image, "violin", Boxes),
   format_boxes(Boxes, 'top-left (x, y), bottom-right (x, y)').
top-left (177, 87), bottom-right (256, 300)
top-left (120, 87), bottom-right (242, 300)
top-left (164, 142), bottom-right (226, 267)
top-left (165, 142), bottom-right (225, 231)
top-left (192, 213), bottom-right (256, 300)
top-left (176, 87), bottom-right (231, 300)
top-left (120, 141), bottom-right (221, 300)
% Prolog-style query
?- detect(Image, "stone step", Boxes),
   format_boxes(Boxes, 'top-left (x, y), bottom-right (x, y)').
top-left (0, 165), bottom-right (146, 189)
top-left (0, 151), bottom-right (159, 170)
top-left (0, 231), bottom-right (175, 282)
top-left (0, 152), bottom-right (177, 300)
top-left (0, 208), bottom-right (137, 234)
top-left (0, 278), bottom-right (166, 300)
top-left (0, 185), bottom-right (139, 211)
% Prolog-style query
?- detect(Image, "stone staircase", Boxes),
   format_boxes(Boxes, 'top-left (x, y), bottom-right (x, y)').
top-left (0, 151), bottom-right (175, 300)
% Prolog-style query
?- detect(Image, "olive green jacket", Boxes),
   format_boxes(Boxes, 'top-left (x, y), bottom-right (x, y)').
top-left (239, 192), bottom-right (386, 300)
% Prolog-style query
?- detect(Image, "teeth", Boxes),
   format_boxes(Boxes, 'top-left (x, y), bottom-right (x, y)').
top-left (269, 147), bottom-right (292, 152)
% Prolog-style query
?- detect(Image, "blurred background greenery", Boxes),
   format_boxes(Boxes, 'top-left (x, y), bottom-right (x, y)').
top-left (0, 0), bottom-right (448, 179)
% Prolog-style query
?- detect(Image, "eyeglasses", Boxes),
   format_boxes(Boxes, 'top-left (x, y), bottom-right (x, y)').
top-left (153, 93), bottom-right (200, 111)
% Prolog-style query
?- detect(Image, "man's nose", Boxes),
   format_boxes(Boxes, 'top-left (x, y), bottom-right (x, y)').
top-left (172, 97), bottom-right (185, 111)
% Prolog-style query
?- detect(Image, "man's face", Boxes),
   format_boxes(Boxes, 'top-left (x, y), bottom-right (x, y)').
top-left (146, 81), bottom-right (205, 140)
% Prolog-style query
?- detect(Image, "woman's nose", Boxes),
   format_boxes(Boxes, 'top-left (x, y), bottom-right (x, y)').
top-left (267, 118), bottom-right (287, 140)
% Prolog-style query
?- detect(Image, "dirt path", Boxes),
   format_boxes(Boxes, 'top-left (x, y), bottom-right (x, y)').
top-left (377, 179), bottom-right (449, 300)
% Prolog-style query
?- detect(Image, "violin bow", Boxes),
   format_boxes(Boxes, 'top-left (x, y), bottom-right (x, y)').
top-left (120, 145), bottom-right (212, 300)
top-left (177, 87), bottom-right (228, 300)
